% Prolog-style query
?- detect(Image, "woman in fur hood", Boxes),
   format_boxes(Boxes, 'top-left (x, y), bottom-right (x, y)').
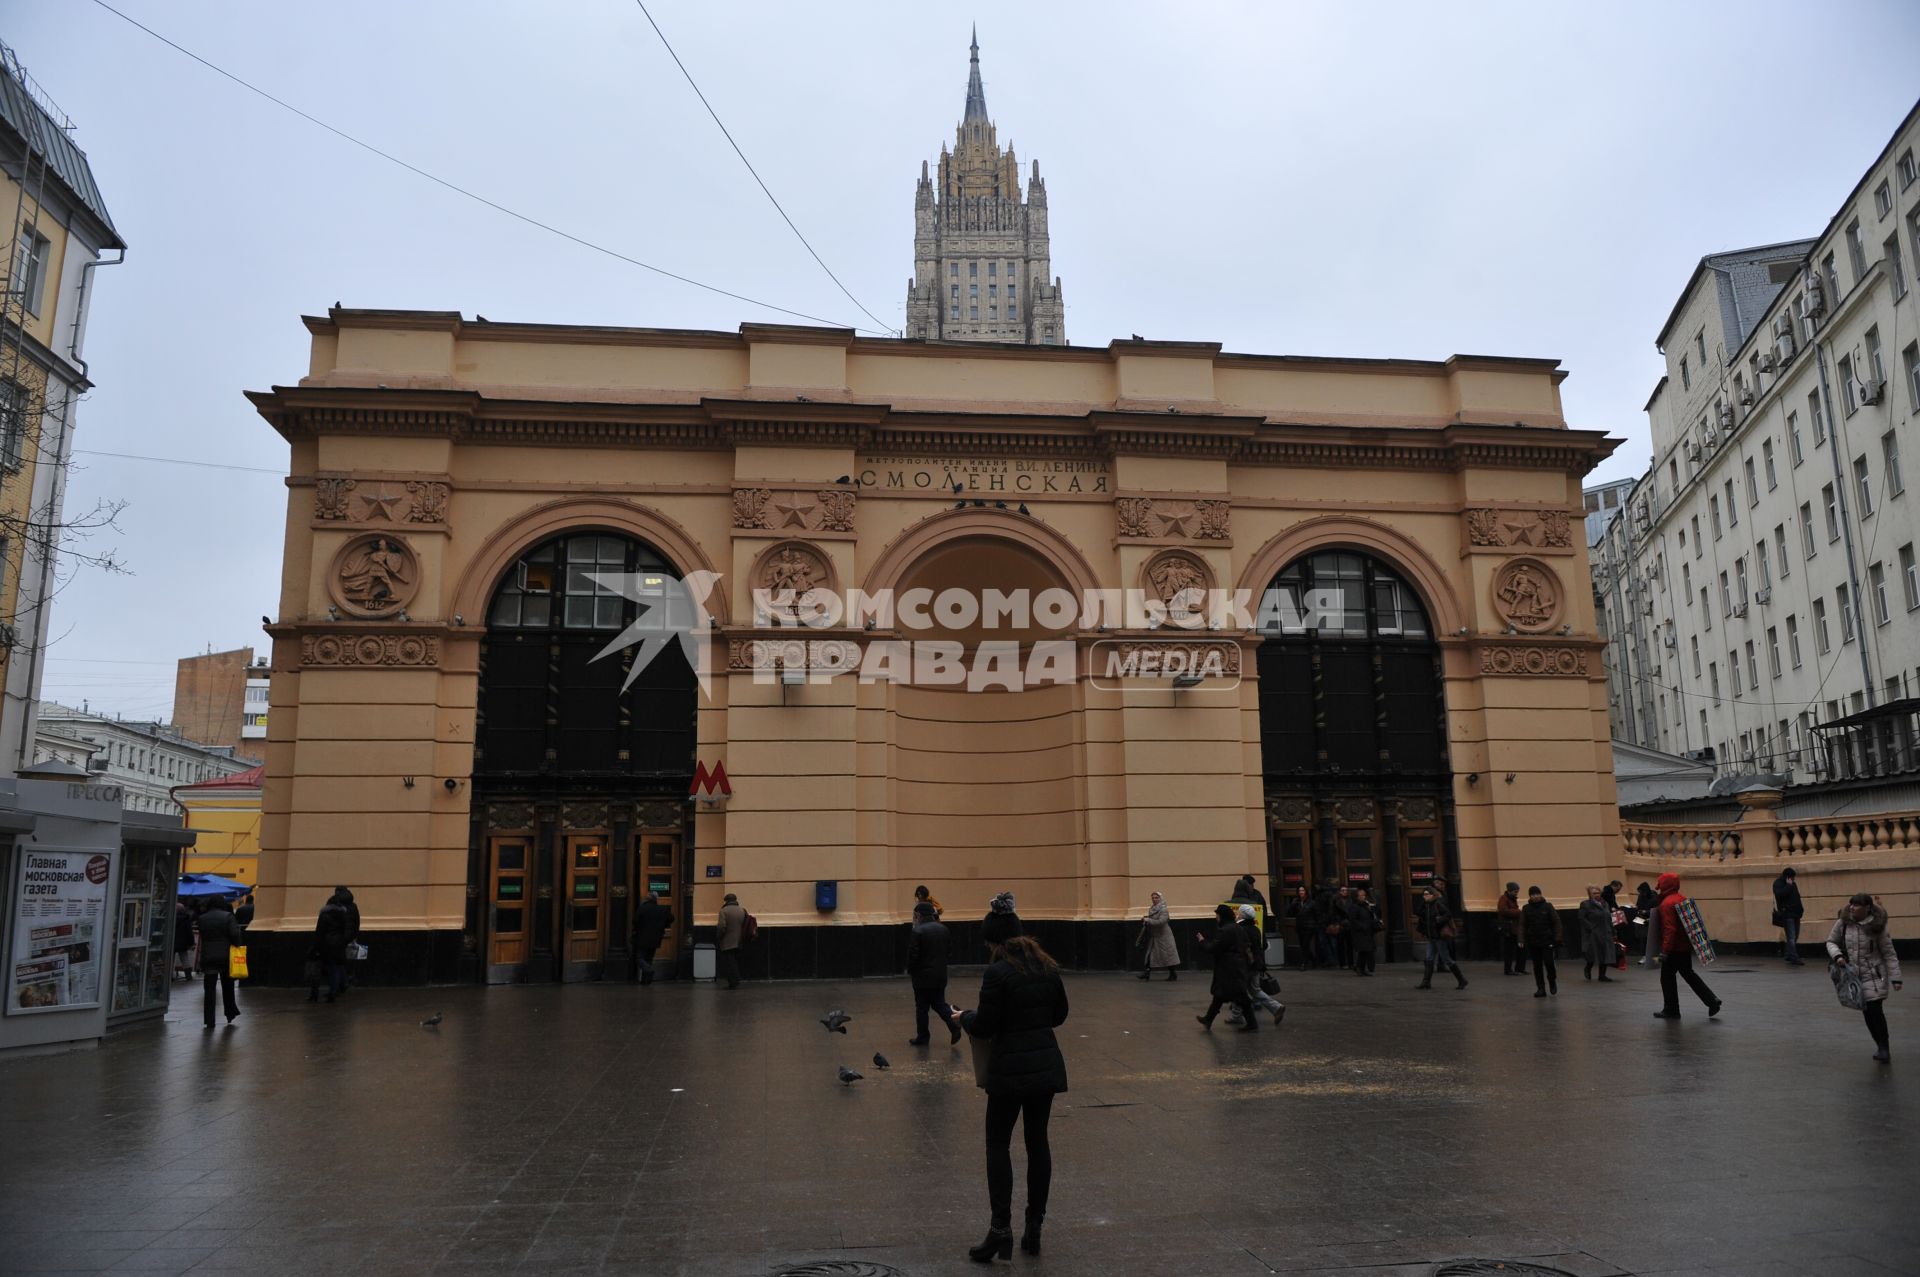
top-left (1826, 893), bottom-right (1904, 1063)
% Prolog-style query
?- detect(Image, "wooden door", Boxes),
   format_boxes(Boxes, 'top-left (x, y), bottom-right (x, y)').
top-left (487, 835), bottom-right (534, 968)
top-left (635, 834), bottom-right (682, 963)
top-left (563, 834), bottom-right (609, 966)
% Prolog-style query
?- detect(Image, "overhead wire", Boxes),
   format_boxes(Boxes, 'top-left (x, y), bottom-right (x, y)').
top-left (631, 0), bottom-right (897, 336)
top-left (85, 0), bottom-right (883, 334)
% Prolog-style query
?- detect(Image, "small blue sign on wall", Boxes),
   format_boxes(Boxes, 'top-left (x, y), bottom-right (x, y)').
top-left (705, 865), bottom-right (723, 878)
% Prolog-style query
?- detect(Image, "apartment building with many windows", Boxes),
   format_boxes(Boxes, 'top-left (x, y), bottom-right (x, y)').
top-left (1598, 102), bottom-right (1920, 784)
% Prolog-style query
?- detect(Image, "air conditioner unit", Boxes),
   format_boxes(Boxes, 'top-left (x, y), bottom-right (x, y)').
top-left (1686, 441), bottom-right (1702, 461)
top-left (1760, 352), bottom-right (1776, 373)
top-left (1717, 403), bottom-right (1736, 429)
top-left (1858, 378), bottom-right (1886, 405)
top-left (1731, 601), bottom-right (1749, 617)
top-left (1802, 278), bottom-right (1826, 317)
top-left (1755, 586), bottom-right (1771, 604)
top-left (1649, 663), bottom-right (1662, 676)
top-left (1642, 600), bottom-right (1655, 616)
top-left (1739, 388), bottom-right (1756, 407)
top-left (85, 757), bottom-right (108, 774)
top-left (1633, 507), bottom-right (1651, 531)
top-left (1663, 632), bottom-right (1677, 649)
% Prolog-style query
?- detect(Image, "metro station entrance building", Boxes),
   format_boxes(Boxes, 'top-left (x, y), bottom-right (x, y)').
top-left (246, 311), bottom-right (1622, 982)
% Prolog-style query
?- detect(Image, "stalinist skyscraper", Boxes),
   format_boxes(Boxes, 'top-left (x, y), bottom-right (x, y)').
top-left (903, 30), bottom-right (1067, 345)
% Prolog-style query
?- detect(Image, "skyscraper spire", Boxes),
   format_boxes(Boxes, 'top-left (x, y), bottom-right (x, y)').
top-left (963, 27), bottom-right (988, 123)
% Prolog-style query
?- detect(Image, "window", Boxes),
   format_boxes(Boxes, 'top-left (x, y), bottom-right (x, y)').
top-left (1701, 587), bottom-right (1712, 630)
top-left (1838, 585), bottom-right (1856, 643)
top-left (0, 380), bottom-right (25, 471)
top-left (1840, 355), bottom-right (1858, 414)
top-left (1736, 556), bottom-right (1749, 605)
top-left (1682, 562), bottom-right (1692, 597)
top-left (1871, 563), bottom-right (1891, 625)
top-left (989, 305), bottom-right (997, 319)
top-left (1810, 390), bottom-right (1826, 444)
top-left (1007, 282), bottom-right (1016, 301)
top-left (1719, 570), bottom-right (1732, 615)
top-left (969, 305), bottom-right (978, 320)
top-left (1887, 431), bottom-right (1906, 496)
top-left (1846, 219), bottom-right (1867, 283)
top-left (1788, 411), bottom-right (1803, 465)
top-left (1757, 540), bottom-right (1771, 588)
top-left (1670, 458), bottom-right (1680, 492)
top-left (969, 261), bottom-right (978, 276)
top-left (1730, 651), bottom-right (1742, 697)
top-left (1680, 354), bottom-right (1691, 390)
top-left (1787, 615), bottom-right (1802, 668)
top-left (1902, 148), bottom-right (1919, 189)
top-left (1767, 628), bottom-right (1782, 678)
top-left (8, 226), bottom-right (48, 317)
top-left (1867, 326), bottom-right (1885, 386)
top-left (949, 305), bottom-right (959, 320)
top-left (1700, 710), bottom-right (1709, 744)
top-left (969, 282), bottom-right (978, 297)
top-left (1776, 524), bottom-right (1791, 577)
top-left (1709, 662), bottom-right (1720, 698)
top-left (950, 284), bottom-right (958, 302)
top-left (1710, 495), bottom-right (1722, 538)
top-left (949, 263), bottom-right (958, 278)
top-left (1823, 484), bottom-right (1840, 542)
top-left (1901, 544), bottom-right (1919, 611)
top-left (1690, 636), bottom-right (1702, 677)
top-left (1691, 516), bottom-right (1703, 556)
top-left (1824, 252), bottom-right (1841, 308)
top-left (1008, 304), bottom-right (1017, 320)
top-left (1695, 330), bottom-right (1707, 365)
top-left (1855, 455), bottom-right (1873, 517)
top-left (1801, 503), bottom-right (1817, 558)
top-left (1891, 236), bottom-right (1908, 302)
top-left (987, 262), bottom-right (997, 277)
top-left (1745, 641), bottom-right (1759, 689)
top-left (1042, 326), bottom-right (1054, 344)
top-left (988, 284), bottom-right (997, 298)
top-left (1877, 180), bottom-right (1895, 218)
top-left (1906, 342), bottom-right (1920, 414)
top-left (1744, 458), bottom-right (1759, 507)
top-left (1763, 439), bottom-right (1777, 489)
top-left (1814, 598), bottom-right (1831, 653)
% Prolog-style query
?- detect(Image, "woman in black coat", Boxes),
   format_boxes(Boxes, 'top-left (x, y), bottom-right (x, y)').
top-left (1520, 886), bottom-right (1562, 997)
top-left (1196, 904), bottom-right (1256, 1031)
top-left (951, 914), bottom-right (1068, 1262)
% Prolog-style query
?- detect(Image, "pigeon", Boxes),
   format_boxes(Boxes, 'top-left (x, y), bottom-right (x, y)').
top-left (420, 1012), bottom-right (443, 1028)
top-left (836, 475), bottom-right (851, 485)
top-left (838, 1065), bottom-right (863, 1086)
top-left (260, 615), bottom-right (271, 627)
top-left (872, 1052), bottom-right (889, 1070)
top-left (1017, 503), bottom-right (1031, 516)
top-left (820, 1010), bottom-right (852, 1034)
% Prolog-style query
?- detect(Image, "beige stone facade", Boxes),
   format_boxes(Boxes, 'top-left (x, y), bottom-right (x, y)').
top-left (247, 309), bottom-right (1621, 982)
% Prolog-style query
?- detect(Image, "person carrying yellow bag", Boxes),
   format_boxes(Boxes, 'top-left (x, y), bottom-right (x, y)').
top-left (195, 895), bottom-right (244, 1029)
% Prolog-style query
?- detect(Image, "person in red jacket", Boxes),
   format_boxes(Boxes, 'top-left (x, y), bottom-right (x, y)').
top-left (1652, 871), bottom-right (1722, 1020)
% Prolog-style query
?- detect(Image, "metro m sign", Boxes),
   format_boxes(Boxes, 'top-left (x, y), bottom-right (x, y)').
top-left (690, 759), bottom-right (732, 803)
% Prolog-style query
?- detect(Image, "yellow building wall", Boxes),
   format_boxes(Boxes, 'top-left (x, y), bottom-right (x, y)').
top-left (178, 793), bottom-right (264, 888)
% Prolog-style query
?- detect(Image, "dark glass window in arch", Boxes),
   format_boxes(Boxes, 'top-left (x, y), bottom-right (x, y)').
top-left (477, 533), bottom-right (696, 779)
top-left (1257, 551), bottom-right (1443, 778)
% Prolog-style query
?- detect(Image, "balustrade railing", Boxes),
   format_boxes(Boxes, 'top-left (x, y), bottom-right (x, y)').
top-left (1624, 808), bottom-right (1920, 860)
top-left (1620, 823), bottom-right (1743, 859)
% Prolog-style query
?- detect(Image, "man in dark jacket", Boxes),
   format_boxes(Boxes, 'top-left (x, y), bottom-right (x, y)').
top-left (906, 901), bottom-right (961, 1045)
top-left (631, 891), bottom-right (673, 985)
top-left (1414, 884), bottom-right (1468, 990)
top-left (1197, 904), bottom-right (1256, 1031)
top-left (1230, 873), bottom-right (1267, 911)
top-left (312, 890), bottom-right (352, 1003)
top-left (1496, 882), bottom-right (1527, 976)
top-left (234, 894), bottom-right (255, 931)
top-left (197, 896), bottom-right (244, 1028)
top-left (1772, 867), bottom-right (1805, 965)
top-left (1520, 886), bottom-right (1562, 997)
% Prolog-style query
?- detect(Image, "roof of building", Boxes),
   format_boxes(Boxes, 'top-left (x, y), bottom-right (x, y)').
top-left (1651, 239), bottom-right (1816, 351)
top-left (174, 763), bottom-right (264, 793)
top-left (963, 28), bottom-right (988, 123)
top-left (0, 42), bottom-right (124, 250)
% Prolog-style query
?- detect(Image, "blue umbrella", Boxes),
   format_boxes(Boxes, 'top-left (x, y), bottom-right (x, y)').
top-left (176, 873), bottom-right (252, 899)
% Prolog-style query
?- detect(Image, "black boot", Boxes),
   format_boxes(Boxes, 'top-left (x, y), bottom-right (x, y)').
top-left (1417, 961), bottom-right (1433, 990)
top-left (1453, 964), bottom-right (1469, 990)
top-left (1138, 968), bottom-right (1152, 980)
top-left (1020, 1208), bottom-right (1043, 1256)
top-left (968, 1225), bottom-right (1013, 1263)
top-left (1196, 1013), bottom-right (1214, 1030)
top-left (1166, 968), bottom-right (1177, 980)
top-left (1583, 961), bottom-right (1593, 980)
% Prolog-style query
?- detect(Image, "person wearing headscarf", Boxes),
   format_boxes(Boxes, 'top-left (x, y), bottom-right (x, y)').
top-left (1196, 904), bottom-right (1257, 1031)
top-left (1230, 903), bottom-right (1285, 1026)
top-left (1136, 890), bottom-right (1181, 980)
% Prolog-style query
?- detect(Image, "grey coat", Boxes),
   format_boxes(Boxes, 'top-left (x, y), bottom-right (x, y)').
top-left (1140, 901), bottom-right (1181, 968)
top-left (1577, 898), bottom-right (1615, 965)
top-left (1826, 907), bottom-right (1903, 1002)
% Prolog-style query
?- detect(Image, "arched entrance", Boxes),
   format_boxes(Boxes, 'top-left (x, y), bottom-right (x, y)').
top-left (1257, 549), bottom-right (1452, 958)
top-left (470, 531), bottom-right (698, 982)
top-left (880, 523), bottom-right (1088, 927)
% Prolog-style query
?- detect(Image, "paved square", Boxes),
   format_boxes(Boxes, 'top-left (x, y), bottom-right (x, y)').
top-left (0, 959), bottom-right (1914, 1276)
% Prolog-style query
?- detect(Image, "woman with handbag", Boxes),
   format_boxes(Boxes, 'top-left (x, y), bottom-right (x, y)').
top-left (196, 895), bottom-right (244, 1028)
top-left (1414, 884), bottom-right (1468, 990)
top-left (1136, 890), bottom-right (1181, 981)
top-left (950, 904), bottom-right (1069, 1263)
top-left (1196, 904), bottom-right (1257, 1031)
top-left (1227, 904), bottom-right (1286, 1026)
top-left (1826, 892), bottom-right (1903, 1062)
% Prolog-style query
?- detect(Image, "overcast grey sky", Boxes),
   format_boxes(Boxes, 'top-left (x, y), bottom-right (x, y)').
top-left (9, 0), bottom-right (1919, 721)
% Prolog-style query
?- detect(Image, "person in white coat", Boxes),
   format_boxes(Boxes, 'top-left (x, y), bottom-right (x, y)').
top-left (1827, 892), bottom-right (1903, 1063)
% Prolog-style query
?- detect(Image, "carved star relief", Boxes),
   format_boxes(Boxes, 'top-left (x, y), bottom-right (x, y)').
top-left (772, 494), bottom-right (817, 528)
top-left (1156, 504), bottom-right (1196, 536)
top-left (1500, 513), bottom-right (1543, 545)
top-left (357, 492), bottom-right (407, 521)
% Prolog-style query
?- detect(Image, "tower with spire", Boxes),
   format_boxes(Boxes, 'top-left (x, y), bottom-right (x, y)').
top-left (904, 29), bottom-right (1066, 345)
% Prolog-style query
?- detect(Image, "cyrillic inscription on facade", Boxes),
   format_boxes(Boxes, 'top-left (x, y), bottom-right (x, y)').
top-left (857, 455), bottom-right (1109, 494)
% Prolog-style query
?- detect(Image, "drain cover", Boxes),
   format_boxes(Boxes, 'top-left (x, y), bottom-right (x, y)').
top-left (1433, 1262), bottom-right (1581, 1277)
top-left (774, 1264), bottom-right (904, 1277)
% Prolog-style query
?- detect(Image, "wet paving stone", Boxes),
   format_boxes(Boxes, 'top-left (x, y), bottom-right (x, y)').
top-left (0, 960), bottom-right (1914, 1274)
